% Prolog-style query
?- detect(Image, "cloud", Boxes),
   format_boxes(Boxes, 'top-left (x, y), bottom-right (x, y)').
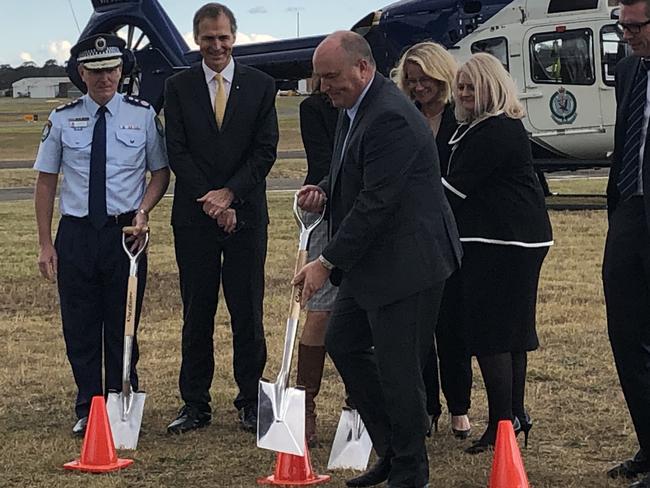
top-left (19, 52), bottom-right (33, 62)
top-left (236, 33), bottom-right (277, 45)
top-left (248, 6), bottom-right (267, 14)
top-left (183, 31), bottom-right (277, 48)
top-left (47, 40), bottom-right (72, 63)
top-left (183, 32), bottom-right (199, 49)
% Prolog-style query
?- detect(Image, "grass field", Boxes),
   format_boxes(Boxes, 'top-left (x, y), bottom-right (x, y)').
top-left (0, 95), bottom-right (634, 487)
top-left (0, 96), bottom-right (304, 162)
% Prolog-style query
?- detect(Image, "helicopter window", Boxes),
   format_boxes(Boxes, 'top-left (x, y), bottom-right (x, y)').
top-left (530, 29), bottom-right (595, 86)
top-left (548, 0), bottom-right (598, 14)
top-left (471, 37), bottom-right (509, 71)
top-left (601, 24), bottom-right (628, 87)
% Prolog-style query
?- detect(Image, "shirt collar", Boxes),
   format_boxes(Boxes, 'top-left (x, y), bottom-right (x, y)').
top-left (84, 92), bottom-right (120, 117)
top-left (346, 76), bottom-right (374, 123)
top-left (202, 57), bottom-right (235, 84)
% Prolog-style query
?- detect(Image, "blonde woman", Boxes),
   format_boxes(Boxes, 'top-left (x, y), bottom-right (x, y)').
top-left (394, 42), bottom-right (472, 439)
top-left (443, 53), bottom-right (553, 453)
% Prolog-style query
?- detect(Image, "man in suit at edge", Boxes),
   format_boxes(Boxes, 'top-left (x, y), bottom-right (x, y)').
top-left (293, 31), bottom-right (462, 488)
top-left (604, 1), bottom-right (650, 486)
top-left (164, 2), bottom-right (279, 435)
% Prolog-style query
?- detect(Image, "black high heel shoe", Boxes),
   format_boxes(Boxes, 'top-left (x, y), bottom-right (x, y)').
top-left (514, 412), bottom-right (533, 448)
top-left (464, 417), bottom-right (521, 455)
top-left (426, 414), bottom-right (440, 437)
top-left (451, 414), bottom-right (471, 440)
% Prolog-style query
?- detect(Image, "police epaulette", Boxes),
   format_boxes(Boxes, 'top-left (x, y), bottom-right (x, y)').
top-left (55, 98), bottom-right (82, 112)
top-left (123, 95), bottom-right (151, 109)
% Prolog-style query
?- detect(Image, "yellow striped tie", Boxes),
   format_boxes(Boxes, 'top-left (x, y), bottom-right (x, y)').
top-left (214, 73), bottom-right (226, 128)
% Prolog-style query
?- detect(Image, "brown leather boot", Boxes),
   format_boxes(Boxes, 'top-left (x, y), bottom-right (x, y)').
top-left (296, 343), bottom-right (326, 448)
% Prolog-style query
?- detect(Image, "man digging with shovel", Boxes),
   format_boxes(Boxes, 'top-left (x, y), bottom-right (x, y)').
top-left (34, 34), bottom-right (169, 437)
top-left (293, 32), bottom-right (462, 488)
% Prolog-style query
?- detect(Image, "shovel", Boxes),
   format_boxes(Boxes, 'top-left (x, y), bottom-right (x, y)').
top-left (327, 407), bottom-right (373, 470)
top-left (257, 195), bottom-right (324, 457)
top-left (107, 226), bottom-right (149, 450)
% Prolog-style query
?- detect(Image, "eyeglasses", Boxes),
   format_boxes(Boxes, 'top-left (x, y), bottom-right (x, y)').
top-left (616, 19), bottom-right (650, 34)
top-left (405, 77), bottom-right (438, 88)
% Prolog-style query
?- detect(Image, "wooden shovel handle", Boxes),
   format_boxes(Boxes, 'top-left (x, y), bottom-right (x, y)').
top-left (122, 225), bottom-right (149, 235)
top-left (124, 276), bottom-right (137, 336)
top-left (289, 250), bottom-right (308, 321)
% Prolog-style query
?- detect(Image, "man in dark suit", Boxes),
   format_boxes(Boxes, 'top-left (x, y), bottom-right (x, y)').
top-left (604, 1), bottom-right (650, 487)
top-left (163, 2), bottom-right (278, 434)
top-left (294, 31), bottom-right (462, 488)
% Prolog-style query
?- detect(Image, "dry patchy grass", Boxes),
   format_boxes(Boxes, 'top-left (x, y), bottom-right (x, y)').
top-left (0, 194), bottom-right (639, 488)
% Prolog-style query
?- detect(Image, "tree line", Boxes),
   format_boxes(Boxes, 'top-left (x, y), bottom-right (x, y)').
top-left (0, 60), bottom-right (68, 90)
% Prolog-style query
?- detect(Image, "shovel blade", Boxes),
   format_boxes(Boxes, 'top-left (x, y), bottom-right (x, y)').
top-left (106, 390), bottom-right (146, 450)
top-left (327, 408), bottom-right (373, 470)
top-left (257, 380), bottom-right (305, 456)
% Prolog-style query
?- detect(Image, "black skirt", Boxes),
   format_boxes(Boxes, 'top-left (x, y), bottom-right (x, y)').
top-left (439, 242), bottom-right (548, 356)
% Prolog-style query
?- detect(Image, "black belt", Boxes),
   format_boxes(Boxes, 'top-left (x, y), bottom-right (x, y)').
top-left (62, 211), bottom-right (136, 227)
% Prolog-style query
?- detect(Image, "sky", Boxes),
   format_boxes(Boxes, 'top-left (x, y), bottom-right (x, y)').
top-left (0, 0), bottom-right (384, 67)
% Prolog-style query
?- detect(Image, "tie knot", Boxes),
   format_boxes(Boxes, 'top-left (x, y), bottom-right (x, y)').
top-left (96, 106), bottom-right (107, 116)
top-left (214, 73), bottom-right (224, 83)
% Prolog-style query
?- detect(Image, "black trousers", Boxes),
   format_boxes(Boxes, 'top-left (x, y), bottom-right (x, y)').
top-left (56, 216), bottom-right (146, 419)
top-left (325, 281), bottom-right (444, 488)
top-left (423, 271), bottom-right (472, 418)
top-left (603, 196), bottom-right (650, 453)
top-left (174, 224), bottom-right (267, 411)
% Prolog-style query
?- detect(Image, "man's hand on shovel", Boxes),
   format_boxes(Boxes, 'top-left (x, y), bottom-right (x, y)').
top-left (126, 211), bottom-right (150, 252)
top-left (292, 260), bottom-right (331, 308)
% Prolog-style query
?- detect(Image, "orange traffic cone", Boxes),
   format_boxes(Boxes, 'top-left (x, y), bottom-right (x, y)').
top-left (488, 420), bottom-right (529, 488)
top-left (257, 443), bottom-right (330, 486)
top-left (64, 396), bottom-right (134, 473)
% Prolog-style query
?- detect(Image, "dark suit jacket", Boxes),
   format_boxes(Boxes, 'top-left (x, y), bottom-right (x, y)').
top-left (164, 62), bottom-right (279, 227)
top-left (437, 104), bottom-right (457, 176)
top-left (321, 73), bottom-right (462, 310)
top-left (443, 115), bottom-right (552, 244)
top-left (300, 93), bottom-right (339, 185)
top-left (608, 55), bottom-right (650, 229)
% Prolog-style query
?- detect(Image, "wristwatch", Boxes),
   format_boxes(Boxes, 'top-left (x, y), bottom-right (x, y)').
top-left (318, 254), bottom-right (335, 271)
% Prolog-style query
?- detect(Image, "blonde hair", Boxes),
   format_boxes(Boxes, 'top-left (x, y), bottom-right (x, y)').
top-left (454, 53), bottom-right (525, 123)
top-left (392, 42), bottom-right (457, 105)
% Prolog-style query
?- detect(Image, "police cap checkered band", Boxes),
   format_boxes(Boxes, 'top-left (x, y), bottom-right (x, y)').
top-left (71, 34), bottom-right (125, 69)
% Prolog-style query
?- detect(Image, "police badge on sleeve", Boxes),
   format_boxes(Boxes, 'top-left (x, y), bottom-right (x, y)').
top-left (41, 120), bottom-right (52, 142)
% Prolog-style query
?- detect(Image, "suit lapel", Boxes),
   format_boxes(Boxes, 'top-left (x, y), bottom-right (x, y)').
top-left (221, 64), bottom-right (244, 130)
top-left (620, 57), bottom-right (641, 118)
top-left (190, 65), bottom-right (219, 133)
top-left (330, 73), bottom-right (383, 190)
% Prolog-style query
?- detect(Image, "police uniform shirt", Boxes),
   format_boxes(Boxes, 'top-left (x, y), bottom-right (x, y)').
top-left (34, 93), bottom-right (168, 217)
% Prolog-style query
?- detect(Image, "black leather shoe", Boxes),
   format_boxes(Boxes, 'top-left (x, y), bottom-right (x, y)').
top-left (167, 405), bottom-right (211, 434)
top-left (72, 417), bottom-right (88, 437)
top-left (238, 405), bottom-right (257, 433)
top-left (630, 475), bottom-right (650, 488)
top-left (609, 451), bottom-right (650, 479)
top-left (346, 456), bottom-right (392, 487)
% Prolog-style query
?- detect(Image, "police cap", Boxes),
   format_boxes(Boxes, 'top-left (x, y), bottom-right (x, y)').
top-left (71, 34), bottom-right (125, 70)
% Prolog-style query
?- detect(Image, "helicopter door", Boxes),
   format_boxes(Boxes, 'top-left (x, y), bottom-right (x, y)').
top-left (598, 24), bottom-right (627, 129)
top-left (524, 25), bottom-right (598, 132)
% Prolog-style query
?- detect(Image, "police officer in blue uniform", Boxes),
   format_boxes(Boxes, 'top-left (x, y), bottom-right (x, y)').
top-left (34, 34), bottom-right (170, 436)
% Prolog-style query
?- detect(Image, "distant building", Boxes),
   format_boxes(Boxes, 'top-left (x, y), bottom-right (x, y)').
top-left (12, 77), bottom-right (72, 98)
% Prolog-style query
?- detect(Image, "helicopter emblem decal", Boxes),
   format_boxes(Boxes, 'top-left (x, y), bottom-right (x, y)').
top-left (549, 86), bottom-right (577, 125)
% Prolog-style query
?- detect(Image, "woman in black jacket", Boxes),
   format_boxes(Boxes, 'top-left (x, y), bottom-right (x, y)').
top-left (444, 53), bottom-right (553, 453)
top-left (393, 41), bottom-right (472, 439)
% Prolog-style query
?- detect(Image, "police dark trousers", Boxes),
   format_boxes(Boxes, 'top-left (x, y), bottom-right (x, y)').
top-left (56, 212), bottom-right (146, 419)
top-left (173, 224), bottom-right (267, 412)
top-left (603, 196), bottom-right (650, 453)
